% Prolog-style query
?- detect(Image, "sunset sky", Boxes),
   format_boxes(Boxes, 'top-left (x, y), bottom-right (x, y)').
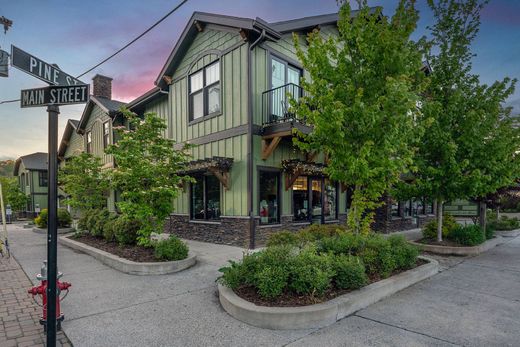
top-left (0, 0), bottom-right (519, 159)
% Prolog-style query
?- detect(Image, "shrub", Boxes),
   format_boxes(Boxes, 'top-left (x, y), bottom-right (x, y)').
top-left (34, 208), bottom-right (72, 228)
top-left (218, 260), bottom-right (246, 290)
top-left (298, 224), bottom-right (346, 243)
top-left (34, 209), bottom-right (48, 228)
top-left (318, 232), bottom-right (365, 256)
top-left (449, 224), bottom-right (485, 246)
top-left (77, 209), bottom-right (94, 231)
top-left (422, 213), bottom-right (457, 239)
top-left (113, 216), bottom-right (140, 245)
top-left (333, 255), bottom-right (367, 290)
top-left (102, 214), bottom-right (119, 242)
top-left (154, 236), bottom-right (189, 261)
top-left (256, 266), bottom-right (289, 299)
top-left (288, 247), bottom-right (334, 296)
top-left (359, 235), bottom-right (396, 278)
top-left (266, 231), bottom-right (299, 247)
top-left (91, 209), bottom-right (110, 237)
top-left (485, 223), bottom-right (495, 240)
top-left (57, 209), bottom-right (72, 228)
top-left (488, 215), bottom-right (520, 231)
top-left (388, 235), bottom-right (419, 269)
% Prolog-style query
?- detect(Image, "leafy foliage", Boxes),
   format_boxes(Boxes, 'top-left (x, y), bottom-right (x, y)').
top-left (154, 236), bottom-right (189, 261)
top-left (34, 208), bottom-right (71, 228)
top-left (291, 1), bottom-right (426, 233)
top-left (59, 153), bottom-right (109, 211)
top-left (0, 160), bottom-right (14, 177)
top-left (0, 176), bottom-right (28, 212)
top-left (413, 0), bottom-right (520, 241)
top-left (449, 224), bottom-right (485, 246)
top-left (333, 255), bottom-right (368, 290)
top-left (105, 109), bottom-right (192, 246)
top-left (422, 213), bottom-right (457, 240)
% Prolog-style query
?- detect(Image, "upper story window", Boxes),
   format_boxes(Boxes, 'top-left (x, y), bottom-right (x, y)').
top-left (103, 122), bottom-right (110, 149)
top-left (39, 171), bottom-right (48, 187)
top-left (86, 131), bottom-right (92, 153)
top-left (189, 61), bottom-right (220, 121)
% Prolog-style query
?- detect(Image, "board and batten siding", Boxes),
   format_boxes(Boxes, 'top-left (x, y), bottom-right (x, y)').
top-left (173, 134), bottom-right (248, 217)
top-left (169, 29), bottom-right (248, 144)
top-left (84, 104), bottom-right (113, 167)
top-left (63, 131), bottom-right (84, 159)
top-left (143, 95), bottom-right (169, 138)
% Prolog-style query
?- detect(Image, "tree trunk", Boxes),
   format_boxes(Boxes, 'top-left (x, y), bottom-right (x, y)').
top-left (437, 200), bottom-right (443, 242)
top-left (479, 200), bottom-right (487, 235)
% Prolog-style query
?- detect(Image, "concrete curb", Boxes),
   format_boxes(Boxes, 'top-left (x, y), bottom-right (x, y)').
top-left (409, 236), bottom-right (505, 256)
top-left (496, 229), bottom-right (520, 238)
top-left (59, 235), bottom-right (197, 276)
top-left (32, 227), bottom-right (75, 234)
top-left (218, 256), bottom-right (438, 330)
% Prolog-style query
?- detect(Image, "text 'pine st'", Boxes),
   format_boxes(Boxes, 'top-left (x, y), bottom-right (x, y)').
top-left (11, 45), bottom-right (84, 86)
top-left (21, 85), bottom-right (89, 108)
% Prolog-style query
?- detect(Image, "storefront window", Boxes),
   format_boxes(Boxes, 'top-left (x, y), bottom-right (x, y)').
top-left (190, 174), bottom-right (221, 220)
top-left (259, 171), bottom-right (280, 224)
top-left (403, 200), bottom-right (412, 217)
top-left (293, 176), bottom-right (309, 221)
top-left (425, 199), bottom-right (434, 214)
top-left (391, 199), bottom-right (400, 217)
top-left (323, 179), bottom-right (337, 221)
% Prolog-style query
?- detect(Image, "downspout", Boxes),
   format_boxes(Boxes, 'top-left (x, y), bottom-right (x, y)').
top-left (247, 29), bottom-right (265, 249)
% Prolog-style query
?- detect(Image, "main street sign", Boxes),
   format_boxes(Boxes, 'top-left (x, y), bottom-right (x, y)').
top-left (11, 45), bottom-right (84, 86)
top-left (21, 84), bottom-right (89, 108)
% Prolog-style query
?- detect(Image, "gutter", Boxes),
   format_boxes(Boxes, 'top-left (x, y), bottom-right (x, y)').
top-left (247, 29), bottom-right (266, 249)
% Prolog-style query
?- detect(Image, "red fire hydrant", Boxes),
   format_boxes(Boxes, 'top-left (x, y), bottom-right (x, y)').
top-left (28, 261), bottom-right (71, 332)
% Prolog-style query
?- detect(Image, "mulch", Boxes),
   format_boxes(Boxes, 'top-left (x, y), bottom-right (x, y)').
top-left (234, 258), bottom-right (427, 307)
top-left (72, 234), bottom-right (162, 262)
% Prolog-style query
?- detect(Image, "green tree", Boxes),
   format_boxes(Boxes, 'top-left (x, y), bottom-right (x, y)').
top-left (105, 109), bottom-right (192, 246)
top-left (292, 0), bottom-right (426, 233)
top-left (0, 177), bottom-right (27, 212)
top-left (414, 0), bottom-right (519, 241)
top-left (59, 153), bottom-right (109, 211)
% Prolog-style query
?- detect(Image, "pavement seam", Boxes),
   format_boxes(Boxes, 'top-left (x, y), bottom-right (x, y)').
top-left (65, 284), bottom-right (216, 322)
top-left (353, 314), bottom-right (463, 346)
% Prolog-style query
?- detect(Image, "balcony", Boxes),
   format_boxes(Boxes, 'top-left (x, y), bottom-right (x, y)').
top-left (260, 83), bottom-right (312, 159)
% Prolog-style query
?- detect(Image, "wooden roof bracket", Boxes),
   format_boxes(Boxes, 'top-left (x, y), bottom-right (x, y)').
top-left (261, 136), bottom-right (282, 160)
top-left (285, 168), bottom-right (302, 191)
top-left (208, 167), bottom-right (231, 190)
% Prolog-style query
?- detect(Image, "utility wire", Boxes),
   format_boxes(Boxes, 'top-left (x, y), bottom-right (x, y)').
top-left (76, 0), bottom-right (187, 78)
top-left (0, 0), bottom-right (188, 104)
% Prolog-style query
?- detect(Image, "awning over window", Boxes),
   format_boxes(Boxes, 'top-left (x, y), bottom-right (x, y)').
top-left (180, 156), bottom-right (233, 190)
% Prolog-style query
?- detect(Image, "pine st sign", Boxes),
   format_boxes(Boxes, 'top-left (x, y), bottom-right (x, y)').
top-left (20, 84), bottom-right (89, 108)
top-left (11, 45), bottom-right (84, 86)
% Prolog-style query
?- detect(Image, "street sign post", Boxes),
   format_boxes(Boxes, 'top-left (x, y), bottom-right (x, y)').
top-left (11, 45), bottom-right (84, 86)
top-left (21, 84), bottom-right (89, 108)
top-left (11, 45), bottom-right (89, 347)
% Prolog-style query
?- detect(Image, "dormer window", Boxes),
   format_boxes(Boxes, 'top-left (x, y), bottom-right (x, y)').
top-left (189, 61), bottom-right (220, 121)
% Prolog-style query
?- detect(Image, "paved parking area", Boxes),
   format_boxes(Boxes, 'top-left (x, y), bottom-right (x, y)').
top-left (5, 223), bottom-right (520, 346)
top-left (0, 250), bottom-right (71, 347)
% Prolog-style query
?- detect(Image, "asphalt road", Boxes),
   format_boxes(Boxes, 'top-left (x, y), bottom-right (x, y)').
top-left (6, 223), bottom-right (520, 347)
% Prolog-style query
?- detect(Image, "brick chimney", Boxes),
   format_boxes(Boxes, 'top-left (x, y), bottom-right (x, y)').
top-left (92, 74), bottom-right (112, 99)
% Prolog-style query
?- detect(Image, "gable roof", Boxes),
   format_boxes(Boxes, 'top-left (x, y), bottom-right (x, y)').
top-left (126, 87), bottom-right (164, 113)
top-left (77, 96), bottom-right (125, 133)
top-left (58, 119), bottom-right (81, 159)
top-left (155, 11), bottom-right (281, 89)
top-left (13, 152), bottom-right (47, 175)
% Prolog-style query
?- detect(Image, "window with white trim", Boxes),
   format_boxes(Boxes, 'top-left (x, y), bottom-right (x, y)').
top-left (86, 131), bottom-right (92, 153)
top-left (189, 61), bottom-right (220, 121)
top-left (103, 122), bottom-right (110, 149)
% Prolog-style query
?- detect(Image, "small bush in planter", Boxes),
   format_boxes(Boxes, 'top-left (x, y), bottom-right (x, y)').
top-left (333, 255), bottom-right (367, 290)
top-left (266, 231), bottom-right (299, 247)
top-left (449, 224), bottom-right (485, 246)
top-left (154, 236), bottom-right (189, 261)
top-left (422, 213), bottom-right (457, 240)
top-left (34, 208), bottom-right (72, 228)
top-left (113, 216), bottom-right (141, 246)
top-left (256, 266), bottom-right (289, 299)
top-left (288, 247), bottom-right (335, 296)
top-left (388, 235), bottom-right (419, 270)
top-left (485, 224), bottom-right (495, 240)
top-left (102, 214), bottom-right (119, 242)
top-left (91, 209), bottom-right (110, 237)
top-left (359, 235), bottom-right (396, 278)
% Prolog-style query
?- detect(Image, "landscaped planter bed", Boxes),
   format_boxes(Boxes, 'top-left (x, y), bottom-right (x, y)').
top-left (59, 234), bottom-right (196, 275)
top-left (218, 255), bottom-right (438, 330)
top-left (409, 236), bottom-right (504, 256)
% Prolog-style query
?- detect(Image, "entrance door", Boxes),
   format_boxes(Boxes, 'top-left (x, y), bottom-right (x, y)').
top-left (270, 57), bottom-right (302, 121)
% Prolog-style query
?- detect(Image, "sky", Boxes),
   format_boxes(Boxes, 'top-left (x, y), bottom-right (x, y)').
top-left (0, 0), bottom-right (519, 160)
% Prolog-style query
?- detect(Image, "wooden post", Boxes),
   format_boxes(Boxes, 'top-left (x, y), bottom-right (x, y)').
top-left (479, 200), bottom-right (487, 234)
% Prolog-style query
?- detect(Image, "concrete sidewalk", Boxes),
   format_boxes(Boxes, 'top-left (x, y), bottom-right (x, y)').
top-left (6, 223), bottom-right (520, 346)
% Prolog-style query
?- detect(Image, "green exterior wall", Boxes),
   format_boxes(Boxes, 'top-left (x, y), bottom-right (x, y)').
top-left (63, 131), bottom-right (84, 160)
top-left (16, 162), bottom-right (48, 213)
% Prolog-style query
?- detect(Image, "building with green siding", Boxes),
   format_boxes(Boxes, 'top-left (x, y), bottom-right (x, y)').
top-left (13, 152), bottom-right (48, 217)
top-left (121, 11), bottom-right (435, 248)
top-left (58, 74), bottom-right (125, 212)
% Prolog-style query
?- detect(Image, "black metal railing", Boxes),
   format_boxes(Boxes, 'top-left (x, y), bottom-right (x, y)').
top-left (261, 83), bottom-right (307, 126)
